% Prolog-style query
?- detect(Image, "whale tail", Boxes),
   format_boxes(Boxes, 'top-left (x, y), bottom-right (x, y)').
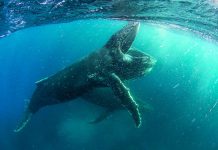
top-left (14, 110), bottom-right (32, 133)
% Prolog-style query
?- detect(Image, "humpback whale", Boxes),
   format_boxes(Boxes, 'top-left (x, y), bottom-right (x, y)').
top-left (82, 87), bottom-right (153, 124)
top-left (14, 22), bottom-right (156, 132)
top-left (82, 48), bottom-right (155, 123)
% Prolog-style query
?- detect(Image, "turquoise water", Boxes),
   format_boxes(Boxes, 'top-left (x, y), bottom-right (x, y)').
top-left (0, 19), bottom-right (218, 150)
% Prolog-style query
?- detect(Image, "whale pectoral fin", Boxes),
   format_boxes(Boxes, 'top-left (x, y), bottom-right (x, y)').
top-left (89, 109), bottom-right (114, 124)
top-left (35, 77), bottom-right (48, 86)
top-left (104, 22), bottom-right (140, 53)
top-left (14, 110), bottom-right (32, 132)
top-left (106, 73), bottom-right (141, 128)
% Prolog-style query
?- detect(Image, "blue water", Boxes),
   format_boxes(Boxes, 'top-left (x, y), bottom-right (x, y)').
top-left (1, 19), bottom-right (218, 150)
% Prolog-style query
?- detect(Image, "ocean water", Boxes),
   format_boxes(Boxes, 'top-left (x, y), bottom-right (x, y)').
top-left (1, 0), bottom-right (218, 149)
top-left (0, 19), bottom-right (218, 150)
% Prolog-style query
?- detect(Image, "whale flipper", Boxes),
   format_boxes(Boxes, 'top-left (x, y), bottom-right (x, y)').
top-left (35, 77), bottom-right (48, 86)
top-left (89, 109), bottom-right (114, 124)
top-left (107, 73), bottom-right (141, 128)
top-left (14, 110), bottom-right (32, 132)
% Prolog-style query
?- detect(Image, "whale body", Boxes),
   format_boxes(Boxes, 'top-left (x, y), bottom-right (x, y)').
top-left (14, 22), bottom-right (156, 132)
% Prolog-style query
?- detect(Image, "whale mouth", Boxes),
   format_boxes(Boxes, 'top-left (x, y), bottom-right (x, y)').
top-left (127, 48), bottom-right (156, 68)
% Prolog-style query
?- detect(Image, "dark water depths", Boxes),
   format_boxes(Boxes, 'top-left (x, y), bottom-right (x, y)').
top-left (0, 0), bottom-right (218, 150)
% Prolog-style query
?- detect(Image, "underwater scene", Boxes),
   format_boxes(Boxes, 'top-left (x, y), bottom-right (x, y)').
top-left (0, 0), bottom-right (218, 150)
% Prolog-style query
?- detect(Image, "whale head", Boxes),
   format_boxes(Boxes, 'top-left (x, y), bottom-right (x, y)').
top-left (103, 22), bottom-right (156, 80)
top-left (115, 48), bottom-right (156, 80)
top-left (105, 22), bottom-right (140, 54)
